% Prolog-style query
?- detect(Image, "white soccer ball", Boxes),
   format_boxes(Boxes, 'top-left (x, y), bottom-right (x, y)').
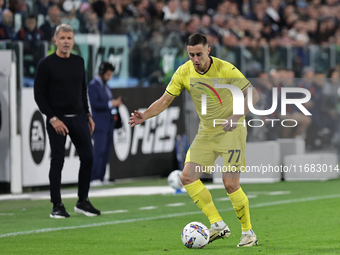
top-left (167, 170), bottom-right (183, 190)
top-left (181, 221), bottom-right (210, 249)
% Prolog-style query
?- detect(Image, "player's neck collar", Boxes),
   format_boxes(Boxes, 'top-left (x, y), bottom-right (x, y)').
top-left (195, 56), bottom-right (213, 75)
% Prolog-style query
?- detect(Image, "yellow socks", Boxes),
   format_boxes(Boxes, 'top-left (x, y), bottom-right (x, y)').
top-left (184, 180), bottom-right (252, 232)
top-left (184, 179), bottom-right (222, 225)
top-left (228, 187), bottom-right (252, 232)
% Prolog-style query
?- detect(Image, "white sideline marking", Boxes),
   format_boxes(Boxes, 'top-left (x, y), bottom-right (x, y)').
top-left (216, 194), bottom-right (258, 201)
top-left (248, 191), bottom-right (291, 196)
top-left (1, 193), bottom-right (339, 239)
top-left (0, 185), bottom-right (227, 201)
top-left (101, 210), bottom-right (128, 214)
top-left (166, 203), bottom-right (185, 207)
top-left (139, 206), bottom-right (157, 210)
top-left (0, 213), bottom-right (14, 216)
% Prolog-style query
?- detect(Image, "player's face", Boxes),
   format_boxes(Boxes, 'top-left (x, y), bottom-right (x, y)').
top-left (102, 70), bottom-right (114, 83)
top-left (187, 43), bottom-right (211, 73)
top-left (55, 31), bottom-right (75, 57)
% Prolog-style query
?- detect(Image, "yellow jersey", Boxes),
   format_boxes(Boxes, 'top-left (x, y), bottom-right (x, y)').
top-left (166, 56), bottom-right (250, 132)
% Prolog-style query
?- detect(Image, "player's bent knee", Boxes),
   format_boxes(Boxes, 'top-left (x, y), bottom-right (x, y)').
top-left (180, 174), bottom-right (197, 186)
top-left (223, 180), bottom-right (240, 194)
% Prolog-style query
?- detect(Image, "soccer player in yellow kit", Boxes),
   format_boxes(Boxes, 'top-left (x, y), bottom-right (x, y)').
top-left (129, 33), bottom-right (259, 247)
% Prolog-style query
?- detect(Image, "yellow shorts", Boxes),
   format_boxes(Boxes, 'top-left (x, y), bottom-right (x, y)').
top-left (184, 128), bottom-right (247, 173)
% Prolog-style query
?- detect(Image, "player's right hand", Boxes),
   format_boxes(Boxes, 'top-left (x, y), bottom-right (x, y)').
top-left (128, 110), bottom-right (144, 127)
top-left (52, 119), bottom-right (69, 136)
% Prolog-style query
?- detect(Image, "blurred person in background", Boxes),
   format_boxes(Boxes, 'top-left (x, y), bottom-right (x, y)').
top-left (279, 69), bottom-right (312, 139)
top-left (80, 11), bottom-right (100, 34)
top-left (0, 0), bottom-right (4, 23)
top-left (163, 0), bottom-right (180, 21)
top-left (148, 0), bottom-right (164, 21)
top-left (181, 16), bottom-right (200, 43)
top-left (198, 13), bottom-right (211, 35)
top-left (190, 0), bottom-right (206, 17)
top-left (40, 5), bottom-right (61, 41)
top-left (88, 62), bottom-right (122, 186)
top-left (9, 0), bottom-right (29, 20)
top-left (324, 68), bottom-right (340, 96)
top-left (0, 9), bottom-right (15, 40)
top-left (33, 0), bottom-right (50, 17)
top-left (177, 0), bottom-right (191, 23)
top-left (15, 14), bottom-right (43, 78)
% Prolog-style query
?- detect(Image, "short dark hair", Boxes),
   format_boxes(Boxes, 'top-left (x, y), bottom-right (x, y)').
top-left (99, 62), bottom-right (115, 75)
top-left (186, 33), bottom-right (208, 47)
top-left (27, 14), bottom-right (37, 21)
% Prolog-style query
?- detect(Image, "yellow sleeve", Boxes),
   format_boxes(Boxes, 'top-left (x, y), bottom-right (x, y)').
top-left (165, 68), bottom-right (184, 97)
top-left (228, 65), bottom-right (250, 91)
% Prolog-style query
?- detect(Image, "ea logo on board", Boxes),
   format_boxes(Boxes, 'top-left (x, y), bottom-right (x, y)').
top-left (29, 111), bottom-right (46, 164)
top-left (113, 104), bottom-right (131, 161)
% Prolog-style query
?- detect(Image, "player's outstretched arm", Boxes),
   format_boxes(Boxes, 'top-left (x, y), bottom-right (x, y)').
top-left (129, 93), bottom-right (175, 127)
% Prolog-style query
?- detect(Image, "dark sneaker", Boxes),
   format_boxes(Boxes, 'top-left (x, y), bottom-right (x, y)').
top-left (74, 198), bottom-right (101, 217)
top-left (50, 203), bottom-right (70, 219)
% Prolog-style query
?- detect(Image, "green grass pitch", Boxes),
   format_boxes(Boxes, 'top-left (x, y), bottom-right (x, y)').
top-left (0, 178), bottom-right (339, 254)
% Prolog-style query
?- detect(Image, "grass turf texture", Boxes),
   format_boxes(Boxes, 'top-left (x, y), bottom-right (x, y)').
top-left (0, 179), bottom-right (340, 254)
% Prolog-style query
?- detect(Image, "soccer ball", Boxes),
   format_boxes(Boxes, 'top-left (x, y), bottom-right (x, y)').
top-left (181, 221), bottom-right (210, 249)
top-left (167, 170), bottom-right (183, 190)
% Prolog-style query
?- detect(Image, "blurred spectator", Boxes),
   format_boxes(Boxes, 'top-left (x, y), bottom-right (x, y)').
top-left (148, 0), bottom-right (164, 21)
top-left (0, 0), bottom-right (3, 23)
top-left (0, 9), bottom-right (15, 40)
top-left (181, 16), bottom-right (200, 43)
top-left (198, 14), bottom-right (210, 35)
top-left (318, 18), bottom-right (336, 44)
top-left (63, 9), bottom-right (81, 34)
top-left (296, 0), bottom-right (309, 21)
top-left (163, 0), bottom-right (180, 21)
top-left (280, 69), bottom-right (312, 139)
top-left (250, 71), bottom-right (278, 141)
top-left (237, 0), bottom-right (252, 16)
top-left (15, 14), bottom-right (42, 78)
top-left (80, 12), bottom-right (100, 34)
top-left (92, 0), bottom-right (107, 18)
top-left (77, 2), bottom-right (93, 33)
top-left (33, 0), bottom-right (50, 17)
top-left (190, 0), bottom-right (206, 17)
top-left (110, 0), bottom-right (135, 18)
top-left (39, 5), bottom-right (61, 41)
top-left (177, 0), bottom-right (191, 23)
top-left (324, 68), bottom-right (340, 96)
top-left (9, 0), bottom-right (29, 19)
top-left (264, 0), bottom-right (283, 30)
top-left (210, 13), bottom-right (229, 42)
top-left (140, 44), bottom-right (163, 85)
top-left (135, 0), bottom-right (151, 22)
top-left (15, 14), bottom-right (42, 48)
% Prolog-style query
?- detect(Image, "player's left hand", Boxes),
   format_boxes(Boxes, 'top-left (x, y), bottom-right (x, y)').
top-left (222, 115), bottom-right (243, 132)
top-left (88, 116), bottom-right (95, 135)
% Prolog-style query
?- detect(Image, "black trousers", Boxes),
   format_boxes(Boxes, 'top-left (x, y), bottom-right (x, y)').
top-left (46, 113), bottom-right (93, 204)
